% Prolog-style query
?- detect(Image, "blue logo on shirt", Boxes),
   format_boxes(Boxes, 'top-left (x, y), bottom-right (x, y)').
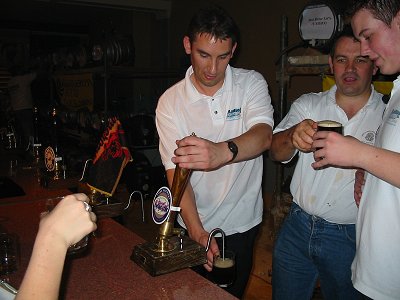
top-left (226, 107), bottom-right (241, 121)
top-left (387, 108), bottom-right (400, 126)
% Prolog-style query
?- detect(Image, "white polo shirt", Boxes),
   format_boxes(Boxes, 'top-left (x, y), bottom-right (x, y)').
top-left (273, 85), bottom-right (385, 224)
top-left (352, 76), bottom-right (400, 299)
top-left (156, 65), bottom-right (274, 235)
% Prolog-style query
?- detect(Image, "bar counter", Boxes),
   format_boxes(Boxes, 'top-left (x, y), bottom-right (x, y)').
top-left (0, 158), bottom-right (237, 299)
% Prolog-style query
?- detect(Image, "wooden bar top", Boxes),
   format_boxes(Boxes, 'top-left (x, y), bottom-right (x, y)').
top-left (0, 155), bottom-right (237, 299)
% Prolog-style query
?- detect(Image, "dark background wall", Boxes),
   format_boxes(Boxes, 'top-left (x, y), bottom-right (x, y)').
top-left (0, 0), bottom-right (325, 194)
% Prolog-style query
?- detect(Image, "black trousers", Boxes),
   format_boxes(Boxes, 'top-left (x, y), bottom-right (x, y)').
top-left (191, 224), bottom-right (260, 299)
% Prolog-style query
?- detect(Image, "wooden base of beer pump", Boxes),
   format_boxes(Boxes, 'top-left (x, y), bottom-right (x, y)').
top-left (131, 165), bottom-right (207, 276)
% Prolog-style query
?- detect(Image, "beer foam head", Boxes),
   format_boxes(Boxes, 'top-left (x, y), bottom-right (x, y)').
top-left (317, 120), bottom-right (342, 128)
top-left (214, 257), bottom-right (234, 268)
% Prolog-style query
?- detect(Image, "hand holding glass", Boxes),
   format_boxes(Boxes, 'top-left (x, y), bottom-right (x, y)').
top-left (44, 195), bottom-right (93, 255)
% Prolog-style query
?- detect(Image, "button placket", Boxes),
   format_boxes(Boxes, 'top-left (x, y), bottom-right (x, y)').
top-left (210, 97), bottom-right (222, 119)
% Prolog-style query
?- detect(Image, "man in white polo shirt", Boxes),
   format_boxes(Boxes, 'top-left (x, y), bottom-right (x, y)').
top-left (311, 1), bottom-right (400, 298)
top-left (155, 6), bottom-right (274, 298)
top-left (270, 25), bottom-right (385, 299)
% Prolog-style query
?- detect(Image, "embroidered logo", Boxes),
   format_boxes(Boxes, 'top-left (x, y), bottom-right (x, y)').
top-left (387, 108), bottom-right (400, 126)
top-left (226, 107), bottom-right (241, 121)
top-left (361, 131), bottom-right (376, 145)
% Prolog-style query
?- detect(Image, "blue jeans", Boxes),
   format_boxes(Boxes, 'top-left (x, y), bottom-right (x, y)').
top-left (272, 202), bottom-right (361, 300)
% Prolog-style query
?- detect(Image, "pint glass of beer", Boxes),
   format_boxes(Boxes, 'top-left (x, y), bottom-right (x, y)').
top-left (317, 120), bottom-right (343, 135)
top-left (211, 250), bottom-right (236, 288)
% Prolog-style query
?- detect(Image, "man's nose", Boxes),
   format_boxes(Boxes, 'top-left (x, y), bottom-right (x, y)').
top-left (360, 40), bottom-right (370, 57)
top-left (346, 61), bottom-right (356, 71)
top-left (208, 59), bottom-right (217, 74)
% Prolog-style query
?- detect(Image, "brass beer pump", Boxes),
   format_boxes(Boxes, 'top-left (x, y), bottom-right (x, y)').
top-left (132, 164), bottom-right (207, 276)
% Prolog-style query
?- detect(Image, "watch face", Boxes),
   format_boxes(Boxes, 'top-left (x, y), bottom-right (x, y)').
top-left (227, 141), bottom-right (238, 161)
top-left (229, 141), bottom-right (238, 152)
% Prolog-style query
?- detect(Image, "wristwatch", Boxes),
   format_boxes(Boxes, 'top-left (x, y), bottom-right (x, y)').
top-left (226, 140), bottom-right (238, 162)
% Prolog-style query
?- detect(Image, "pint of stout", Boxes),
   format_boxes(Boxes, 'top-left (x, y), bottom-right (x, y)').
top-left (211, 250), bottom-right (236, 287)
top-left (317, 120), bottom-right (343, 135)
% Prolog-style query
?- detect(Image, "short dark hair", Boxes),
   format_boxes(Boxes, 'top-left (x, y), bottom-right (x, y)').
top-left (329, 24), bottom-right (357, 58)
top-left (347, 0), bottom-right (400, 27)
top-left (186, 6), bottom-right (239, 45)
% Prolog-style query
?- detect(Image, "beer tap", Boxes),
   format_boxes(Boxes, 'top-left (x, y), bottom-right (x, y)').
top-left (132, 134), bottom-right (207, 276)
top-left (51, 107), bottom-right (63, 180)
top-left (206, 228), bottom-right (226, 255)
top-left (32, 107), bottom-right (42, 165)
top-left (157, 164), bottom-right (192, 252)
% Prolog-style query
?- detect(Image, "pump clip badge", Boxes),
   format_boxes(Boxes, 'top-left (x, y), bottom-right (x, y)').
top-left (152, 187), bottom-right (172, 224)
top-left (44, 146), bottom-right (56, 171)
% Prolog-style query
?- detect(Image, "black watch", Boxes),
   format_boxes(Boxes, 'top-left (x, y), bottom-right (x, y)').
top-left (226, 140), bottom-right (238, 162)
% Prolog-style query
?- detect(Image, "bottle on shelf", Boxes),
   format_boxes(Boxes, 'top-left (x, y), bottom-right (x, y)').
top-left (32, 107), bottom-right (42, 165)
top-left (44, 107), bottom-right (65, 180)
top-left (5, 122), bottom-right (17, 150)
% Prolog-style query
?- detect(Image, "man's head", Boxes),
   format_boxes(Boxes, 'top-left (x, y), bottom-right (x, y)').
top-left (329, 25), bottom-right (377, 97)
top-left (347, 0), bottom-right (400, 74)
top-left (183, 6), bottom-right (238, 96)
top-left (185, 6), bottom-right (239, 46)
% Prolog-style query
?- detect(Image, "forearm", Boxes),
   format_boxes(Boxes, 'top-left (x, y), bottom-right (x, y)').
top-left (16, 231), bottom-right (68, 300)
top-left (180, 188), bottom-right (208, 241)
top-left (269, 129), bottom-right (296, 162)
top-left (230, 123), bottom-right (272, 163)
top-left (356, 144), bottom-right (400, 188)
top-left (313, 133), bottom-right (400, 188)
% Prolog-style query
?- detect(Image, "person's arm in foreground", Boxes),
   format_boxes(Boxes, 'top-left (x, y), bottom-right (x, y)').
top-left (312, 131), bottom-right (400, 188)
top-left (270, 119), bottom-right (317, 162)
top-left (16, 193), bottom-right (97, 300)
top-left (172, 123), bottom-right (272, 170)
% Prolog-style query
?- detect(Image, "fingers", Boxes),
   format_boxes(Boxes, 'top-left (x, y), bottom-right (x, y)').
top-left (57, 193), bottom-right (97, 229)
top-left (292, 120), bottom-right (317, 152)
top-left (65, 192), bottom-right (88, 202)
top-left (68, 194), bottom-right (96, 225)
top-left (205, 238), bottom-right (219, 272)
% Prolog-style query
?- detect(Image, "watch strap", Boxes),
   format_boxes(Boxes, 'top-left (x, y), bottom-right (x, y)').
top-left (226, 140), bottom-right (238, 162)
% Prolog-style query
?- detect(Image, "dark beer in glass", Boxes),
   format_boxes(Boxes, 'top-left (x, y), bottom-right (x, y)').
top-left (211, 250), bottom-right (235, 287)
top-left (317, 120), bottom-right (343, 135)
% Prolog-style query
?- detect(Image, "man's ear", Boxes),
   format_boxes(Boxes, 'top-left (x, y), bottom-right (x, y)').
top-left (183, 36), bottom-right (191, 55)
top-left (231, 42), bottom-right (237, 58)
top-left (395, 11), bottom-right (400, 30)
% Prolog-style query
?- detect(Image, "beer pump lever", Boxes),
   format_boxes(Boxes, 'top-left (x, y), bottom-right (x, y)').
top-left (157, 164), bottom-right (192, 252)
top-left (132, 163), bottom-right (207, 276)
top-left (206, 228), bottom-right (226, 254)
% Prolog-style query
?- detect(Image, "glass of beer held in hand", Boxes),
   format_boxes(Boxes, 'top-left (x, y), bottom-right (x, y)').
top-left (317, 120), bottom-right (343, 135)
top-left (211, 250), bottom-right (236, 288)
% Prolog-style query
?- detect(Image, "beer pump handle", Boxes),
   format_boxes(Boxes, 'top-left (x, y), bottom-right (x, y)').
top-left (165, 132), bottom-right (196, 223)
top-left (163, 164), bottom-right (192, 227)
top-left (156, 163), bottom-right (192, 251)
top-left (157, 133), bottom-right (195, 244)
